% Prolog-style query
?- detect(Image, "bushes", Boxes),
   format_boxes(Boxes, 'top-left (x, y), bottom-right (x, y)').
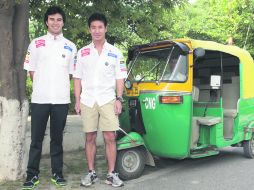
top-left (26, 77), bottom-right (33, 103)
top-left (26, 77), bottom-right (32, 114)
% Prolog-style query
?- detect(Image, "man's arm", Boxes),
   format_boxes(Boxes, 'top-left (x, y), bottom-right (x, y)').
top-left (74, 78), bottom-right (82, 114)
top-left (116, 79), bottom-right (124, 98)
top-left (115, 78), bottom-right (125, 115)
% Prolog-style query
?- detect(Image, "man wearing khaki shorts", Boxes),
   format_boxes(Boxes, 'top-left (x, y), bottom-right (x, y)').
top-left (73, 13), bottom-right (127, 188)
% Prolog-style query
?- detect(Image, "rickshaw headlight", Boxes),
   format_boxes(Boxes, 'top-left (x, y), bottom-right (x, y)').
top-left (159, 96), bottom-right (183, 104)
top-left (124, 79), bottom-right (132, 89)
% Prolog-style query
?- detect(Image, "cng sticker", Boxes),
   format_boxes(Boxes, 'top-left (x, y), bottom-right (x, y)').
top-left (144, 97), bottom-right (156, 110)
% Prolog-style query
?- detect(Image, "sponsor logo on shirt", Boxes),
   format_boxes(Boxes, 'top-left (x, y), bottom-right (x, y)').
top-left (24, 51), bottom-right (30, 64)
top-left (81, 48), bottom-right (90, 57)
top-left (64, 45), bottom-right (73, 52)
top-left (74, 55), bottom-right (77, 70)
top-left (108, 52), bottom-right (117, 58)
top-left (120, 60), bottom-right (127, 72)
top-left (35, 39), bottom-right (45, 48)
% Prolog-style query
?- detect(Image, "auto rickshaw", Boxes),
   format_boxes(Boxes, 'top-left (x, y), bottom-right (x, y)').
top-left (115, 39), bottom-right (254, 180)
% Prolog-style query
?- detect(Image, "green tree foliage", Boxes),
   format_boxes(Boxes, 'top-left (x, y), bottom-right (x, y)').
top-left (169, 0), bottom-right (254, 56)
top-left (29, 0), bottom-right (254, 54)
top-left (29, 0), bottom-right (187, 49)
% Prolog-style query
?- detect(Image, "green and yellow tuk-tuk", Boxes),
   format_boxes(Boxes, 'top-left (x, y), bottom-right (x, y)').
top-left (116, 39), bottom-right (254, 180)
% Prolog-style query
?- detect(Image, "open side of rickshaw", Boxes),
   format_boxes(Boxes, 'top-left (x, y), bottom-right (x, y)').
top-left (115, 39), bottom-right (254, 180)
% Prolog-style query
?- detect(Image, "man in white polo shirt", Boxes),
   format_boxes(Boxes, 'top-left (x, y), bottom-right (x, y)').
top-left (23, 6), bottom-right (77, 190)
top-left (73, 13), bottom-right (127, 187)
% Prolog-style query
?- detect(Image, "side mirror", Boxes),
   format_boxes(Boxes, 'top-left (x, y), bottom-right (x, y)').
top-left (210, 75), bottom-right (221, 89)
top-left (174, 42), bottom-right (190, 55)
top-left (194, 48), bottom-right (205, 62)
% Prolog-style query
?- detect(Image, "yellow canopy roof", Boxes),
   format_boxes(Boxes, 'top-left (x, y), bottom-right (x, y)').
top-left (176, 39), bottom-right (254, 98)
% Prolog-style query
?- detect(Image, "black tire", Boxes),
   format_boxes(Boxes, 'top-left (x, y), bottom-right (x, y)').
top-left (243, 133), bottom-right (254, 158)
top-left (116, 147), bottom-right (146, 180)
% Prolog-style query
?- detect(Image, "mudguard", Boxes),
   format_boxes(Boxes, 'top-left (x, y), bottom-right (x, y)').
top-left (117, 132), bottom-right (144, 150)
top-left (117, 132), bottom-right (155, 166)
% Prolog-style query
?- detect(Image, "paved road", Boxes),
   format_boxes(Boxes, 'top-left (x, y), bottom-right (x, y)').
top-left (121, 147), bottom-right (254, 190)
top-left (50, 146), bottom-right (252, 190)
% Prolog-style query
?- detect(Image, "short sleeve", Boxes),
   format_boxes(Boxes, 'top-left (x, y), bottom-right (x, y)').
top-left (115, 51), bottom-right (127, 79)
top-left (24, 40), bottom-right (37, 71)
top-left (69, 44), bottom-right (77, 75)
top-left (72, 49), bottom-right (83, 79)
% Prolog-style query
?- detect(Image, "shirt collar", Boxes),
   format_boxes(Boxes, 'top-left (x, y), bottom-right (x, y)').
top-left (47, 32), bottom-right (63, 41)
top-left (90, 40), bottom-right (110, 51)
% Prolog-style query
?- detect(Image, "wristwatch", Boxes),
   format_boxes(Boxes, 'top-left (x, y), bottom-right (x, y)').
top-left (116, 96), bottom-right (124, 103)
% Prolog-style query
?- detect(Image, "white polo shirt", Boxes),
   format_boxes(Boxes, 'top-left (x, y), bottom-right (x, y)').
top-left (73, 41), bottom-right (127, 107)
top-left (24, 32), bottom-right (77, 104)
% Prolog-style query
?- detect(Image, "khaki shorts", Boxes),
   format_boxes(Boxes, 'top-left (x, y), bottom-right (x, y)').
top-left (80, 100), bottom-right (120, 132)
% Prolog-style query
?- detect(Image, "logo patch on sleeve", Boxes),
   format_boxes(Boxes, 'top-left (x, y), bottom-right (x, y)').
top-left (74, 55), bottom-right (77, 70)
top-left (120, 60), bottom-right (127, 71)
top-left (24, 51), bottom-right (31, 64)
top-left (81, 48), bottom-right (90, 57)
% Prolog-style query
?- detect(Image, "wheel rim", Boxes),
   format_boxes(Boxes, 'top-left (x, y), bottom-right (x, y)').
top-left (122, 150), bottom-right (141, 172)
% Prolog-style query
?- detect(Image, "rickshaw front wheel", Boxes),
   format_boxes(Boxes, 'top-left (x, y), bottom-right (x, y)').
top-left (116, 147), bottom-right (145, 180)
top-left (243, 133), bottom-right (254, 158)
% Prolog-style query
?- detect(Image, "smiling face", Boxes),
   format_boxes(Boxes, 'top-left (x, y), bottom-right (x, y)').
top-left (46, 13), bottom-right (64, 36)
top-left (89, 20), bottom-right (107, 43)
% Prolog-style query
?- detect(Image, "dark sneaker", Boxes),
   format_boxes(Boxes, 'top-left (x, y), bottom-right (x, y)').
top-left (51, 173), bottom-right (66, 187)
top-left (22, 175), bottom-right (39, 190)
top-left (105, 171), bottom-right (124, 187)
top-left (80, 170), bottom-right (98, 187)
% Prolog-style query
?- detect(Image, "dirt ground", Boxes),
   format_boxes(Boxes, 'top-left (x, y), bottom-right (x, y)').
top-left (0, 146), bottom-right (122, 190)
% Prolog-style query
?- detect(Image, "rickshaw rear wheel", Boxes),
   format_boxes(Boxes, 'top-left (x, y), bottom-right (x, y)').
top-left (243, 133), bottom-right (254, 158)
top-left (116, 147), bottom-right (145, 180)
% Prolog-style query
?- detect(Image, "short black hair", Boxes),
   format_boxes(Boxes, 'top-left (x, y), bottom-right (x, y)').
top-left (44, 6), bottom-right (66, 26)
top-left (88, 13), bottom-right (107, 27)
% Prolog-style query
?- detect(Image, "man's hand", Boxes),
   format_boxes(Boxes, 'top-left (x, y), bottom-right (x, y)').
top-left (114, 100), bottom-right (122, 115)
top-left (75, 100), bottom-right (81, 115)
top-left (73, 78), bottom-right (81, 115)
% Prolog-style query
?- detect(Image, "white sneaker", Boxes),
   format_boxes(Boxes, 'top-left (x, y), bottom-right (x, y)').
top-left (80, 170), bottom-right (98, 187)
top-left (105, 171), bottom-right (124, 187)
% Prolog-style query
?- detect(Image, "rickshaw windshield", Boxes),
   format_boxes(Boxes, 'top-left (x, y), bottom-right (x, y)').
top-left (128, 46), bottom-right (188, 82)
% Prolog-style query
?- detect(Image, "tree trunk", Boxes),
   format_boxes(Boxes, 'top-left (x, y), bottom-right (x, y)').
top-left (0, 0), bottom-right (29, 181)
